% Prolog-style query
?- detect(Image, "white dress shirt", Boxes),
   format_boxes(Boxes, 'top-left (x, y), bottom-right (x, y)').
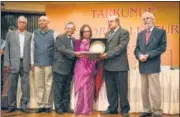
top-left (18, 32), bottom-right (25, 58)
top-left (109, 26), bottom-right (120, 37)
top-left (148, 26), bottom-right (154, 34)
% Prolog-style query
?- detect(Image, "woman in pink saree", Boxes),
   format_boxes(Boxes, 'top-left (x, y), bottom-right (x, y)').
top-left (74, 24), bottom-right (97, 115)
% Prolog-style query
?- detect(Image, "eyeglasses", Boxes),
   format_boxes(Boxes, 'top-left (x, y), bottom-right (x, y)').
top-left (143, 17), bottom-right (151, 20)
top-left (108, 20), bottom-right (115, 23)
top-left (66, 27), bottom-right (75, 30)
top-left (39, 19), bottom-right (48, 22)
top-left (83, 30), bottom-right (90, 32)
top-left (18, 21), bottom-right (26, 24)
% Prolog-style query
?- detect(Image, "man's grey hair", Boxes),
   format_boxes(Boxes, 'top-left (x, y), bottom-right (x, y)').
top-left (39, 15), bottom-right (49, 21)
top-left (65, 21), bottom-right (75, 28)
top-left (142, 12), bottom-right (155, 20)
top-left (17, 16), bottom-right (27, 23)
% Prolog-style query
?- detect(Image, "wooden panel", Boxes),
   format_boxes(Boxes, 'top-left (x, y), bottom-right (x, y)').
top-left (1, 111), bottom-right (179, 117)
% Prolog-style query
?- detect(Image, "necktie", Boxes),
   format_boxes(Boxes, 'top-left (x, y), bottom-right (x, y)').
top-left (69, 38), bottom-right (74, 49)
top-left (145, 29), bottom-right (151, 45)
top-left (109, 30), bottom-right (114, 37)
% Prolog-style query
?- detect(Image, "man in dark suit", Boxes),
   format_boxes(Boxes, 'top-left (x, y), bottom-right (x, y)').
top-left (100, 16), bottom-right (130, 117)
top-left (4, 16), bottom-right (32, 113)
top-left (53, 21), bottom-right (82, 114)
top-left (1, 38), bottom-right (6, 92)
top-left (134, 12), bottom-right (167, 117)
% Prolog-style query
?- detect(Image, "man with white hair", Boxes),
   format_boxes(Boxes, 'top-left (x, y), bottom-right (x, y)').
top-left (4, 16), bottom-right (32, 113)
top-left (31, 16), bottom-right (56, 113)
top-left (100, 15), bottom-right (130, 117)
top-left (134, 12), bottom-right (167, 117)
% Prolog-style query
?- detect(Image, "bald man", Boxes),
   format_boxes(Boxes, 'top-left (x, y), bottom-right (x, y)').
top-left (100, 16), bottom-right (130, 117)
top-left (4, 16), bottom-right (32, 112)
top-left (31, 16), bottom-right (56, 113)
top-left (134, 12), bottom-right (167, 117)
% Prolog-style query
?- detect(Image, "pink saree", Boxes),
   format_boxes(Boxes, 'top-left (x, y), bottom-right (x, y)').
top-left (74, 39), bottom-right (97, 115)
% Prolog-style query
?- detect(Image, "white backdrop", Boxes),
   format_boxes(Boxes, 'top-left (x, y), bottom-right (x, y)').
top-left (16, 68), bottom-right (179, 114)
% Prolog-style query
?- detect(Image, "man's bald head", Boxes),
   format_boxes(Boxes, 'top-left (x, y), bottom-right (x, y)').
top-left (108, 16), bottom-right (120, 23)
top-left (107, 15), bottom-right (120, 30)
top-left (39, 15), bottom-right (49, 29)
top-left (142, 12), bottom-right (155, 29)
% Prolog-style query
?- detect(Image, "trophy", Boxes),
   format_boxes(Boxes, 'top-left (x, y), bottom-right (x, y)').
top-left (80, 38), bottom-right (107, 59)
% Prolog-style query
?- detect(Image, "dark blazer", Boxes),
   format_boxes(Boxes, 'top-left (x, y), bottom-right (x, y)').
top-left (104, 26), bottom-right (130, 71)
top-left (134, 26), bottom-right (167, 74)
top-left (4, 30), bottom-right (32, 73)
top-left (53, 33), bottom-right (75, 75)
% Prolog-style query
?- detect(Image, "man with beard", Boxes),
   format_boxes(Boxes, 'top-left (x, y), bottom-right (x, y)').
top-left (134, 12), bottom-right (167, 117)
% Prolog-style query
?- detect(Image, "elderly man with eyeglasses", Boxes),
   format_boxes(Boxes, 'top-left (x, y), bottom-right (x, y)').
top-left (134, 12), bottom-right (167, 117)
top-left (4, 16), bottom-right (32, 113)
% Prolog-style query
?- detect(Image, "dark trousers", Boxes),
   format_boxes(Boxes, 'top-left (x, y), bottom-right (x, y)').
top-left (1, 55), bottom-right (4, 92)
top-left (104, 70), bottom-right (130, 113)
top-left (8, 60), bottom-right (30, 109)
top-left (53, 72), bottom-right (73, 111)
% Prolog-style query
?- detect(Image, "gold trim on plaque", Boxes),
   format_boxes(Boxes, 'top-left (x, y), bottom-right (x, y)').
top-left (89, 40), bottom-right (105, 53)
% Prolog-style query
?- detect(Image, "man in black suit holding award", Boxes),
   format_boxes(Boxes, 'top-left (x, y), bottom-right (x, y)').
top-left (53, 21), bottom-right (82, 114)
top-left (134, 12), bottom-right (167, 117)
top-left (100, 15), bottom-right (130, 117)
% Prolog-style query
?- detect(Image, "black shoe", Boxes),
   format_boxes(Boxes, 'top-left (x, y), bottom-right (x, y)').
top-left (36, 108), bottom-right (44, 113)
top-left (20, 108), bottom-right (29, 113)
top-left (154, 114), bottom-right (161, 117)
top-left (44, 108), bottom-right (51, 113)
top-left (140, 112), bottom-right (152, 117)
top-left (7, 108), bottom-right (16, 113)
top-left (64, 108), bottom-right (73, 113)
top-left (101, 110), bottom-right (118, 114)
top-left (56, 109), bottom-right (64, 114)
top-left (122, 113), bottom-right (129, 117)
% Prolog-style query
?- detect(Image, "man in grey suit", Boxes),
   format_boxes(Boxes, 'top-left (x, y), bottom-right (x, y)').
top-left (100, 16), bottom-right (130, 117)
top-left (53, 21), bottom-right (81, 114)
top-left (4, 16), bottom-right (31, 113)
top-left (134, 12), bottom-right (167, 117)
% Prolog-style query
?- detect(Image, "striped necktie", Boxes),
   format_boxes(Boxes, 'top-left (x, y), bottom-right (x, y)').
top-left (145, 29), bottom-right (151, 45)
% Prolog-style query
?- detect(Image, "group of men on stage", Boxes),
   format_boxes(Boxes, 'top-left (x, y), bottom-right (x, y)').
top-left (2, 11), bottom-right (166, 117)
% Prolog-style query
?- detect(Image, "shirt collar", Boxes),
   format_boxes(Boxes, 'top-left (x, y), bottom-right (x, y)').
top-left (18, 31), bottom-right (25, 35)
top-left (147, 26), bottom-right (154, 32)
top-left (66, 34), bottom-right (72, 39)
top-left (114, 26), bottom-right (120, 32)
top-left (111, 26), bottom-right (120, 33)
top-left (40, 28), bottom-right (49, 33)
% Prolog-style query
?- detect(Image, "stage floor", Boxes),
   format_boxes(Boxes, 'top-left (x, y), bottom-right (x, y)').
top-left (1, 110), bottom-right (179, 117)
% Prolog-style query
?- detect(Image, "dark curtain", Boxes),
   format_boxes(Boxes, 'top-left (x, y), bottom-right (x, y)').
top-left (1, 11), bottom-right (45, 40)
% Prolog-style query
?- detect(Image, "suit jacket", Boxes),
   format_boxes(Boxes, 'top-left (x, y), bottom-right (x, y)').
top-left (4, 30), bottom-right (32, 73)
top-left (134, 26), bottom-right (167, 74)
top-left (104, 26), bottom-right (130, 71)
top-left (53, 33), bottom-right (75, 75)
